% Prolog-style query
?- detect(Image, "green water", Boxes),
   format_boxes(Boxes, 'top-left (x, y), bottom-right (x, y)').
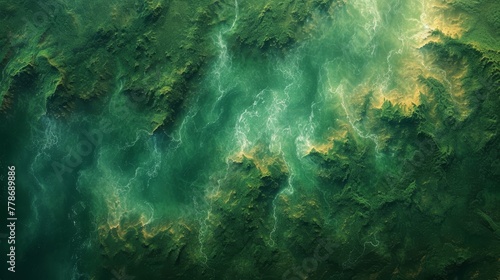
top-left (1, 0), bottom-right (499, 279)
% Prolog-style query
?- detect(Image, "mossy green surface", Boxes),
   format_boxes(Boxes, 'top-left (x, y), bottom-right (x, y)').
top-left (0, 0), bottom-right (499, 279)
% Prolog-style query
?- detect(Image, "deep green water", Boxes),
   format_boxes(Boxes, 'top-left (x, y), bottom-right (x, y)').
top-left (1, 0), bottom-right (499, 279)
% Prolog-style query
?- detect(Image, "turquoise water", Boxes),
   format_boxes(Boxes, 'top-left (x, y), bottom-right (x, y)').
top-left (1, 0), bottom-right (499, 279)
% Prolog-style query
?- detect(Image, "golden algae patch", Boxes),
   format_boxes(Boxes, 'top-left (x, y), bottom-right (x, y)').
top-left (424, 0), bottom-right (466, 39)
top-left (320, 0), bottom-right (474, 143)
top-left (229, 145), bottom-right (289, 176)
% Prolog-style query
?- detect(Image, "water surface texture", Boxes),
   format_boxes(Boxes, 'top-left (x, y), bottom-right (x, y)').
top-left (1, 0), bottom-right (499, 279)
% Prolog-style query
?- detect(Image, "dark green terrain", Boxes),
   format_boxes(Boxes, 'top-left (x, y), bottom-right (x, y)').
top-left (0, 0), bottom-right (499, 279)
